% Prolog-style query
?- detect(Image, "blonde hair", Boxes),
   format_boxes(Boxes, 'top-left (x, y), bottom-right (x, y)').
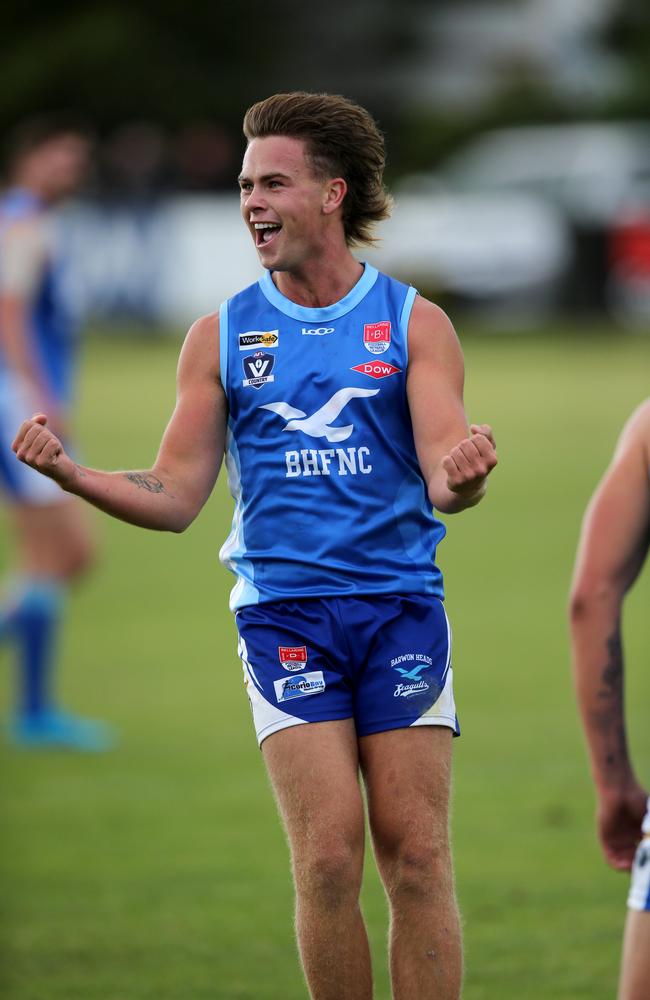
top-left (243, 91), bottom-right (392, 247)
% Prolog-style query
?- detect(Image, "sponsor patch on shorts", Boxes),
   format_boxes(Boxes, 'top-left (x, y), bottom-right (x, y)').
top-left (274, 671), bottom-right (325, 702)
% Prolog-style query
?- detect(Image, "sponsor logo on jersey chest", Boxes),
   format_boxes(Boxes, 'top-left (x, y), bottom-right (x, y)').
top-left (279, 645), bottom-right (308, 671)
top-left (302, 326), bottom-right (334, 336)
top-left (239, 330), bottom-right (279, 349)
top-left (242, 351), bottom-right (275, 389)
top-left (351, 361), bottom-right (401, 380)
top-left (363, 321), bottom-right (391, 354)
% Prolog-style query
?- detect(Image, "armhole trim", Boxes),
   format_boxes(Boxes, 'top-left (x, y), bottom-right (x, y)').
top-left (219, 300), bottom-right (229, 397)
top-left (400, 285), bottom-right (417, 366)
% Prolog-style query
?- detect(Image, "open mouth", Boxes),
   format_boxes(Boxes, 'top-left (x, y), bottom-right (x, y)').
top-left (254, 222), bottom-right (282, 249)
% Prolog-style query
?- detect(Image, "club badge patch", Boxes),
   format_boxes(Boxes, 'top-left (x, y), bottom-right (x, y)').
top-left (279, 645), bottom-right (308, 672)
top-left (351, 361), bottom-right (401, 380)
top-left (242, 351), bottom-right (275, 389)
top-left (363, 321), bottom-right (391, 355)
top-left (239, 330), bottom-right (279, 350)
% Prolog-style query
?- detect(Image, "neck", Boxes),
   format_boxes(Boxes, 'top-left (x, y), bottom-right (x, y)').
top-left (272, 250), bottom-right (363, 308)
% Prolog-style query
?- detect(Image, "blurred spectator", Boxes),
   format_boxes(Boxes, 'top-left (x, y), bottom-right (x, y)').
top-left (101, 121), bottom-right (173, 198)
top-left (0, 114), bottom-right (113, 750)
top-left (174, 121), bottom-right (237, 191)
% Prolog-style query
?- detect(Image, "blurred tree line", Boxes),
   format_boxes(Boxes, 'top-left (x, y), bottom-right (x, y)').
top-left (1, 0), bottom-right (649, 184)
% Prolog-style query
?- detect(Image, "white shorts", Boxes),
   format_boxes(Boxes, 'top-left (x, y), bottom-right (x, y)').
top-left (0, 373), bottom-right (65, 505)
top-left (627, 799), bottom-right (650, 912)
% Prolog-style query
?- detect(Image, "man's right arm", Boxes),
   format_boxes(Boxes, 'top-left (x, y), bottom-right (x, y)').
top-left (13, 312), bottom-right (227, 533)
top-left (569, 399), bottom-right (650, 869)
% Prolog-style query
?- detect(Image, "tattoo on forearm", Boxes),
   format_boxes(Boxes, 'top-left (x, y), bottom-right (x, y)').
top-left (125, 472), bottom-right (171, 496)
top-left (598, 631), bottom-right (623, 701)
top-left (75, 465), bottom-right (87, 478)
top-left (590, 628), bottom-right (627, 770)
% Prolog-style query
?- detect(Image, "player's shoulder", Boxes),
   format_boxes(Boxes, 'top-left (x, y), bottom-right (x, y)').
top-left (617, 398), bottom-right (650, 464)
top-left (406, 294), bottom-right (462, 366)
top-left (0, 206), bottom-right (48, 250)
top-left (188, 311), bottom-right (220, 339)
top-left (178, 311), bottom-right (220, 381)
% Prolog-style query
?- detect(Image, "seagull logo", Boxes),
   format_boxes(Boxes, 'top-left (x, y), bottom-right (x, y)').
top-left (260, 387), bottom-right (379, 443)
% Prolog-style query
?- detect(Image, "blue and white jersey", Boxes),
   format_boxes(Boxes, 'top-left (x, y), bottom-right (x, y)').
top-left (219, 263), bottom-right (446, 611)
top-left (0, 188), bottom-right (77, 403)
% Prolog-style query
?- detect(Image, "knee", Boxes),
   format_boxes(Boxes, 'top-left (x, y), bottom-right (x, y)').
top-left (294, 840), bottom-right (364, 909)
top-left (60, 535), bottom-right (96, 581)
top-left (382, 838), bottom-right (452, 901)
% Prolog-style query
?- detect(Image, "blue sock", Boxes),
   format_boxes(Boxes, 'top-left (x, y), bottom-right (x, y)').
top-left (1, 579), bottom-right (66, 719)
top-left (0, 577), bottom-right (26, 640)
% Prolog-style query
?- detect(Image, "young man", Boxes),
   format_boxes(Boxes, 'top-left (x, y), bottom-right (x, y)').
top-left (0, 116), bottom-right (111, 750)
top-left (13, 93), bottom-right (497, 998)
top-left (570, 400), bottom-right (650, 1000)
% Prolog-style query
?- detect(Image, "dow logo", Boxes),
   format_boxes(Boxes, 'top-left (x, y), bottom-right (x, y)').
top-left (351, 362), bottom-right (401, 380)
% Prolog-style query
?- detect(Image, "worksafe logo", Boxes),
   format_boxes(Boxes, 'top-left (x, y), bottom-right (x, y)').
top-left (239, 330), bottom-right (279, 350)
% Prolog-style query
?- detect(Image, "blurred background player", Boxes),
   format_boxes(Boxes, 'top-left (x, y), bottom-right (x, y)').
top-left (570, 399), bottom-right (650, 1000)
top-left (0, 116), bottom-right (112, 750)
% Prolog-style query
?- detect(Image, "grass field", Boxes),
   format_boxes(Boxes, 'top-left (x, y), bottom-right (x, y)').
top-left (1, 325), bottom-right (649, 1000)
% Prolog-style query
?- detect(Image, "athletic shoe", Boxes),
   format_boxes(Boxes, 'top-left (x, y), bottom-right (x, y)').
top-left (7, 710), bottom-right (116, 752)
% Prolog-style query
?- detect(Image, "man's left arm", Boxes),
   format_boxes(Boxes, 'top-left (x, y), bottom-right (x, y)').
top-left (569, 400), bottom-right (650, 869)
top-left (406, 295), bottom-right (497, 514)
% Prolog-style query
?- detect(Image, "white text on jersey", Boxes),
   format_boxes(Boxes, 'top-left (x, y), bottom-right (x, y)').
top-left (285, 447), bottom-right (373, 478)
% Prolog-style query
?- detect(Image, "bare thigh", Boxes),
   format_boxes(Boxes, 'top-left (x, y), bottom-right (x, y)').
top-left (359, 726), bottom-right (455, 877)
top-left (9, 499), bottom-right (95, 579)
top-left (262, 719), bottom-right (366, 884)
top-left (619, 910), bottom-right (650, 1000)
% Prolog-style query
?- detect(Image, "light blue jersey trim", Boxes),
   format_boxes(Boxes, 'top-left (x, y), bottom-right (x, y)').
top-left (400, 286), bottom-right (417, 365)
top-left (219, 300), bottom-right (229, 391)
top-left (219, 424), bottom-right (260, 610)
top-left (259, 263), bottom-right (379, 322)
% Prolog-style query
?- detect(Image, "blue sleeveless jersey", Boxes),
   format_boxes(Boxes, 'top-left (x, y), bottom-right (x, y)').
top-left (219, 263), bottom-right (446, 610)
top-left (0, 189), bottom-right (77, 403)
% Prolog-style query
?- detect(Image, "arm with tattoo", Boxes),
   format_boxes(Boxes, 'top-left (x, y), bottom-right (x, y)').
top-left (12, 314), bottom-right (227, 533)
top-left (569, 400), bottom-right (650, 869)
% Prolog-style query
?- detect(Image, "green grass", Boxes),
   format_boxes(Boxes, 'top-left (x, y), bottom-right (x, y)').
top-left (1, 326), bottom-right (649, 999)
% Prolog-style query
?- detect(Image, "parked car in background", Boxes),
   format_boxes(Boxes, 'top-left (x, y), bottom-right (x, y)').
top-left (372, 122), bottom-right (650, 322)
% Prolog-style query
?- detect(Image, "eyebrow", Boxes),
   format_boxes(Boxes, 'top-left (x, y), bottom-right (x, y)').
top-left (237, 172), bottom-right (292, 184)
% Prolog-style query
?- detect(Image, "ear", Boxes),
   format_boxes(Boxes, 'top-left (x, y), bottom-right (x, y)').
top-left (322, 177), bottom-right (347, 216)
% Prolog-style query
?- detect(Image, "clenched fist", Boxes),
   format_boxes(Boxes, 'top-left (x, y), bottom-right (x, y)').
top-left (12, 414), bottom-right (76, 489)
top-left (442, 423), bottom-right (497, 499)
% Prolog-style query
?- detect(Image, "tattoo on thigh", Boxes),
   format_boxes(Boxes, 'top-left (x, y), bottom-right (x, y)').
top-left (125, 472), bottom-right (170, 495)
